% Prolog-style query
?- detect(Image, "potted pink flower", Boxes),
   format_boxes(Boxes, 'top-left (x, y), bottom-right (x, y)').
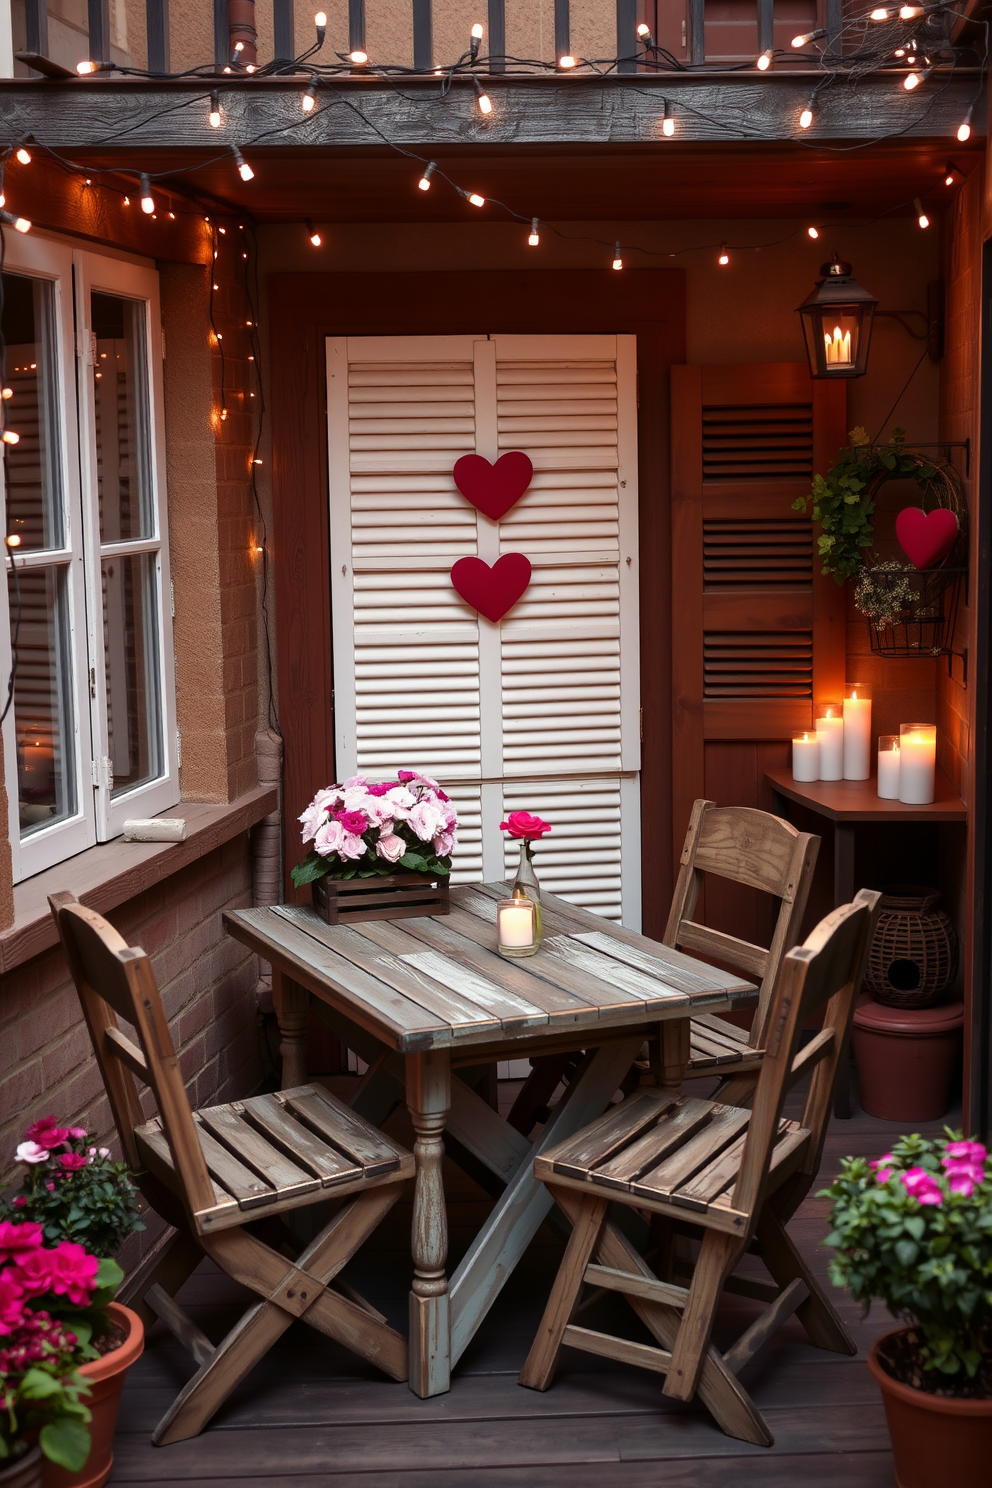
top-left (292, 771), bottom-right (457, 924)
top-left (822, 1131), bottom-right (992, 1488)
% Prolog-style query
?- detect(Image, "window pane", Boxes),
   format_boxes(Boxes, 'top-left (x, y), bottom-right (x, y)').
top-left (102, 551), bottom-right (162, 794)
top-left (9, 564), bottom-right (76, 834)
top-left (92, 292), bottom-right (153, 542)
top-left (1, 273), bottom-right (63, 552)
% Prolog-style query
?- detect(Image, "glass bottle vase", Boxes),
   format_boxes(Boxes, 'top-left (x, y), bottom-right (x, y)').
top-left (512, 839), bottom-right (542, 940)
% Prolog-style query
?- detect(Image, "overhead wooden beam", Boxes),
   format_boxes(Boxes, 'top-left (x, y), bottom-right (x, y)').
top-left (0, 72), bottom-right (981, 148)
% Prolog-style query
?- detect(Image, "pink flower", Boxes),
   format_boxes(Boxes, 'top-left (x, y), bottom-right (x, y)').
top-left (298, 801), bottom-right (329, 843)
top-left (15, 1141), bottom-right (50, 1165)
top-left (366, 782), bottom-right (396, 797)
top-left (98, 1147), bottom-right (111, 1159)
top-left (384, 785), bottom-right (415, 817)
top-left (901, 1167), bottom-right (944, 1206)
top-left (0, 1275), bottom-right (25, 1336)
top-left (338, 831), bottom-right (366, 862)
top-left (375, 832), bottom-right (406, 864)
top-left (0, 1222), bottom-right (44, 1261)
top-left (58, 1152), bottom-right (88, 1171)
top-left (312, 786), bottom-right (342, 812)
top-left (408, 797), bottom-right (449, 843)
top-left (313, 819), bottom-right (346, 858)
top-left (944, 1140), bottom-right (987, 1164)
top-left (871, 1154), bottom-right (895, 1184)
top-left (342, 774), bottom-right (369, 789)
top-left (25, 1118), bottom-right (68, 1147)
top-left (336, 809), bottom-right (369, 836)
top-left (67, 1126), bottom-right (87, 1140)
top-left (500, 810), bottom-right (552, 840)
top-left (433, 830), bottom-right (455, 857)
top-left (945, 1168), bottom-right (979, 1198)
top-left (48, 1241), bottom-right (99, 1305)
top-left (11, 1197), bottom-right (26, 1209)
top-left (10, 1246), bottom-right (56, 1298)
top-left (396, 770), bottom-right (416, 782)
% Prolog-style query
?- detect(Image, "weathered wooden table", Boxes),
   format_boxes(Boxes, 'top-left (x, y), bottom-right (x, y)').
top-left (224, 883), bottom-right (756, 1399)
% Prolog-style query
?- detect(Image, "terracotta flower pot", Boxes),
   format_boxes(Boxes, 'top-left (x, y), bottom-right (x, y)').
top-left (852, 994), bottom-right (963, 1121)
top-left (867, 1329), bottom-right (992, 1488)
top-left (43, 1303), bottom-right (144, 1488)
top-left (0, 1447), bottom-right (44, 1488)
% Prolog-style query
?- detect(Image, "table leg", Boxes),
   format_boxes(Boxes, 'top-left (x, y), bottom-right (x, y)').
top-left (406, 1048), bottom-right (451, 1398)
top-left (833, 823), bottom-right (857, 1120)
top-left (655, 1017), bottom-right (690, 1088)
top-left (271, 968), bottom-right (308, 1089)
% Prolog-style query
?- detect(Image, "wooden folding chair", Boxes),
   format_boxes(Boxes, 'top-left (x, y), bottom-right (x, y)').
top-left (660, 799), bottom-right (819, 1102)
top-left (520, 888), bottom-right (881, 1447)
top-left (49, 891), bottom-right (413, 1446)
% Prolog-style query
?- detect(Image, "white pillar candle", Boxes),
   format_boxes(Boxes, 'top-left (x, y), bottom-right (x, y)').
top-left (877, 737), bottom-right (901, 799)
top-left (792, 732), bottom-right (820, 782)
top-left (843, 683), bottom-right (873, 780)
top-left (497, 897), bottom-right (538, 957)
top-left (899, 724), bottom-right (936, 805)
top-left (814, 704), bottom-right (844, 780)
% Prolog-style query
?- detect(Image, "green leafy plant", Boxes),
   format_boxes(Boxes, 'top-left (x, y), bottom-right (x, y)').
top-left (793, 427), bottom-right (942, 583)
top-left (821, 1131), bottom-right (992, 1394)
top-left (2, 1117), bottom-right (143, 1258)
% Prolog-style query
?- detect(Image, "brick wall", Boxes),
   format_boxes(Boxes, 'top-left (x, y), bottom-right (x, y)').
top-left (0, 837), bottom-right (262, 1183)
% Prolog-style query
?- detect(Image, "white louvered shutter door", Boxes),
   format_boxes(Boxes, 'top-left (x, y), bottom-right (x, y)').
top-left (326, 333), bottom-right (640, 922)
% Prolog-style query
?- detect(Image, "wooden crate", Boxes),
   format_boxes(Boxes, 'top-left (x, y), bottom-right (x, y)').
top-left (312, 871), bottom-right (450, 926)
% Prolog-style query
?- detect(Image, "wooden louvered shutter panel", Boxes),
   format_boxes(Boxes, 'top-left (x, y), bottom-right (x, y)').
top-left (671, 363), bottom-right (846, 845)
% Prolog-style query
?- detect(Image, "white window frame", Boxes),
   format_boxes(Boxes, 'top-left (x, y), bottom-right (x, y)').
top-left (0, 235), bottom-right (178, 882)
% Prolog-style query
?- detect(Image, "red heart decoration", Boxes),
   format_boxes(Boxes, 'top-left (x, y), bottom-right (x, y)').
top-left (895, 507), bottom-right (960, 571)
top-left (450, 553), bottom-right (532, 623)
top-left (452, 451), bottom-right (534, 521)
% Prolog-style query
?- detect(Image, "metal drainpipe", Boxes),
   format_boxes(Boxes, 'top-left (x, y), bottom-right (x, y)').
top-left (228, 0), bottom-right (257, 66)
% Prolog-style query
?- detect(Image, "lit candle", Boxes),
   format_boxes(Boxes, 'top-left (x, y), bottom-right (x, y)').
top-left (19, 738), bottom-right (54, 789)
top-left (877, 735), bottom-right (901, 799)
top-left (843, 683), bottom-right (873, 780)
top-left (899, 723), bottom-right (936, 805)
top-left (814, 703), bottom-right (844, 780)
top-left (497, 897), bottom-right (539, 958)
top-left (792, 732), bottom-right (820, 782)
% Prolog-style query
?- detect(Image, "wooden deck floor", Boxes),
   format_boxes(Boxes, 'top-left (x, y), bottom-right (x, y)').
top-left (110, 1076), bottom-right (956, 1487)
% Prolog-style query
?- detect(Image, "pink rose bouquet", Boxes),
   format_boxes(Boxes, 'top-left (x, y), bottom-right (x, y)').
top-left (292, 771), bottom-right (458, 887)
top-left (822, 1130), bottom-right (992, 1392)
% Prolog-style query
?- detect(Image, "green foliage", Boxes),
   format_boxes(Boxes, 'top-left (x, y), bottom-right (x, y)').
top-left (2, 1144), bottom-right (143, 1259)
top-left (821, 1131), bottom-right (992, 1382)
top-left (291, 842), bottom-right (453, 888)
top-left (792, 427), bottom-right (939, 583)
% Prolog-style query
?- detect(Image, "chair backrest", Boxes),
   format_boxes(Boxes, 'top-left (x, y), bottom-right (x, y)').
top-left (48, 891), bottom-right (218, 1223)
top-left (664, 800), bottom-right (820, 1049)
top-left (730, 887), bottom-right (882, 1228)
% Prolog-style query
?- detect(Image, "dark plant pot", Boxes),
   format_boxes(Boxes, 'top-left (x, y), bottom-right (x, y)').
top-left (43, 1303), bottom-right (144, 1488)
top-left (0, 1447), bottom-right (43, 1488)
top-left (868, 1330), bottom-right (992, 1488)
top-left (852, 994), bottom-right (963, 1121)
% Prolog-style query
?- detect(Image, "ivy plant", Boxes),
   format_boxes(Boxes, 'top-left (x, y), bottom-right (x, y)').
top-left (793, 427), bottom-right (940, 583)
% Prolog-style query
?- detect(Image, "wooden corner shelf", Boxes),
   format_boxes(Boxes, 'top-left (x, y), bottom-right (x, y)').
top-left (763, 766), bottom-right (967, 824)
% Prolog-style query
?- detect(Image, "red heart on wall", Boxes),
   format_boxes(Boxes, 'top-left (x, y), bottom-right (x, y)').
top-left (895, 507), bottom-right (960, 571)
top-left (453, 451), bottom-right (534, 520)
top-left (450, 553), bottom-right (533, 623)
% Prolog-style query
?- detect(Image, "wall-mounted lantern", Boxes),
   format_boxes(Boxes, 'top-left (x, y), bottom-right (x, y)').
top-left (797, 256), bottom-right (879, 378)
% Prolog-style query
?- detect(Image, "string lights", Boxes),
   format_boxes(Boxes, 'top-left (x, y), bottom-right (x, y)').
top-left (661, 100), bottom-right (675, 136)
top-left (718, 245), bottom-right (730, 265)
top-left (472, 76), bottom-right (493, 114)
top-left (915, 196), bottom-right (930, 226)
top-left (756, 49), bottom-right (774, 70)
top-left (306, 218), bottom-right (321, 245)
top-left (418, 161), bottom-right (436, 191)
top-left (528, 218), bottom-right (540, 246)
top-left (231, 146), bottom-right (254, 182)
top-left (958, 106), bottom-right (974, 140)
top-left (800, 98), bottom-right (815, 128)
top-left (612, 243), bottom-right (623, 270)
top-left (470, 22), bottom-right (484, 62)
top-left (209, 90), bottom-right (222, 127)
top-left (301, 77), bottom-right (318, 112)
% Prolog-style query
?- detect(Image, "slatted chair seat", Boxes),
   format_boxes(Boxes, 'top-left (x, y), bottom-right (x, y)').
top-left (48, 891), bottom-right (415, 1448)
top-left (521, 890), bottom-right (881, 1449)
top-left (135, 1084), bottom-right (413, 1233)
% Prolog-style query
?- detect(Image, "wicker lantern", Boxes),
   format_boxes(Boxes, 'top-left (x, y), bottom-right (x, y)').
top-left (797, 256), bottom-right (878, 379)
top-left (864, 887), bottom-right (957, 1009)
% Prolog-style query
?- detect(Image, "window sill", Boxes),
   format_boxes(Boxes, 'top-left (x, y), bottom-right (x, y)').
top-left (1, 785), bottom-right (278, 974)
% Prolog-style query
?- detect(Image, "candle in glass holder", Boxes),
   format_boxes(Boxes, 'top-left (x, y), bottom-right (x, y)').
top-left (792, 732), bottom-right (820, 782)
top-left (877, 735), bottom-right (900, 799)
top-left (497, 897), bottom-right (539, 957)
top-left (899, 724), bottom-right (936, 805)
top-left (814, 703), bottom-right (844, 780)
top-left (843, 683), bottom-right (872, 780)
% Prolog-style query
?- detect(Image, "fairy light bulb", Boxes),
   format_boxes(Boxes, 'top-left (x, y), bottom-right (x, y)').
top-left (468, 192), bottom-right (485, 207)
top-left (315, 11), bottom-right (326, 42)
top-left (302, 78), bottom-right (318, 112)
top-left (232, 147), bottom-right (254, 182)
top-left (418, 161), bottom-right (436, 190)
top-left (800, 103), bottom-right (813, 128)
top-left (2, 431), bottom-right (20, 445)
top-left (756, 49), bottom-right (773, 70)
top-left (808, 225), bottom-right (820, 238)
top-left (791, 29), bottom-right (824, 46)
top-left (957, 107), bottom-right (973, 142)
top-left (1, 387), bottom-right (11, 399)
top-left (899, 4), bottom-right (922, 17)
top-left (76, 59), bottom-right (97, 73)
top-left (612, 243), bottom-right (623, 270)
top-left (528, 217), bottom-right (540, 246)
top-left (15, 147), bottom-right (31, 165)
top-left (306, 218), bottom-right (321, 246)
top-left (904, 65), bottom-right (932, 89)
top-left (5, 533), bottom-right (20, 545)
top-left (637, 22), bottom-right (655, 45)
top-left (349, 49), bottom-right (368, 64)
top-left (718, 245), bottom-right (730, 265)
top-left (559, 54), bottom-right (577, 69)
top-left (470, 21), bottom-right (484, 59)
top-left (870, 5), bottom-right (890, 15)
top-left (945, 167), bottom-right (955, 185)
top-left (13, 218), bottom-right (30, 234)
top-left (140, 174), bottom-right (154, 213)
top-left (472, 76), bottom-right (493, 114)
top-left (209, 90), bottom-right (222, 127)
top-left (915, 198), bottom-right (930, 228)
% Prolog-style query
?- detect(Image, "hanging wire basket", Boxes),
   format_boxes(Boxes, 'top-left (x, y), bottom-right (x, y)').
top-left (857, 563), bottom-right (966, 658)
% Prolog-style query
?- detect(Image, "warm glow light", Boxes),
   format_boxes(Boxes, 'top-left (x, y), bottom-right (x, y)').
top-left (915, 198), bottom-right (929, 228)
top-left (302, 79), bottom-right (318, 112)
top-left (808, 225), bottom-right (819, 238)
top-left (15, 148), bottom-right (31, 165)
top-left (349, 49), bottom-right (368, 64)
top-left (899, 4), bottom-right (921, 16)
top-left (233, 147), bottom-right (254, 181)
top-left (528, 217), bottom-right (540, 246)
top-left (800, 107), bottom-right (813, 128)
top-left (870, 7), bottom-right (889, 17)
top-left (662, 102), bottom-right (675, 136)
top-left (957, 108), bottom-right (973, 141)
top-left (315, 11), bottom-right (327, 27)
top-left (559, 54), bottom-right (577, 68)
top-left (140, 174), bottom-right (154, 213)
top-left (471, 22), bottom-right (484, 38)
top-left (637, 22), bottom-right (650, 37)
top-left (474, 77), bottom-right (493, 113)
top-left (2, 431), bottom-right (20, 445)
top-left (468, 192), bottom-right (485, 207)
top-left (2, 388), bottom-right (11, 399)
top-left (13, 218), bottom-right (30, 234)
top-left (5, 533), bottom-right (21, 546)
top-left (904, 71), bottom-right (921, 89)
top-left (76, 60), bottom-right (97, 74)
top-left (718, 246), bottom-right (730, 265)
top-left (209, 90), bottom-right (222, 127)
top-left (306, 218), bottom-right (321, 246)
top-left (419, 161), bottom-right (436, 190)
top-left (823, 325), bottom-right (853, 364)
top-left (756, 49), bottom-right (773, 69)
